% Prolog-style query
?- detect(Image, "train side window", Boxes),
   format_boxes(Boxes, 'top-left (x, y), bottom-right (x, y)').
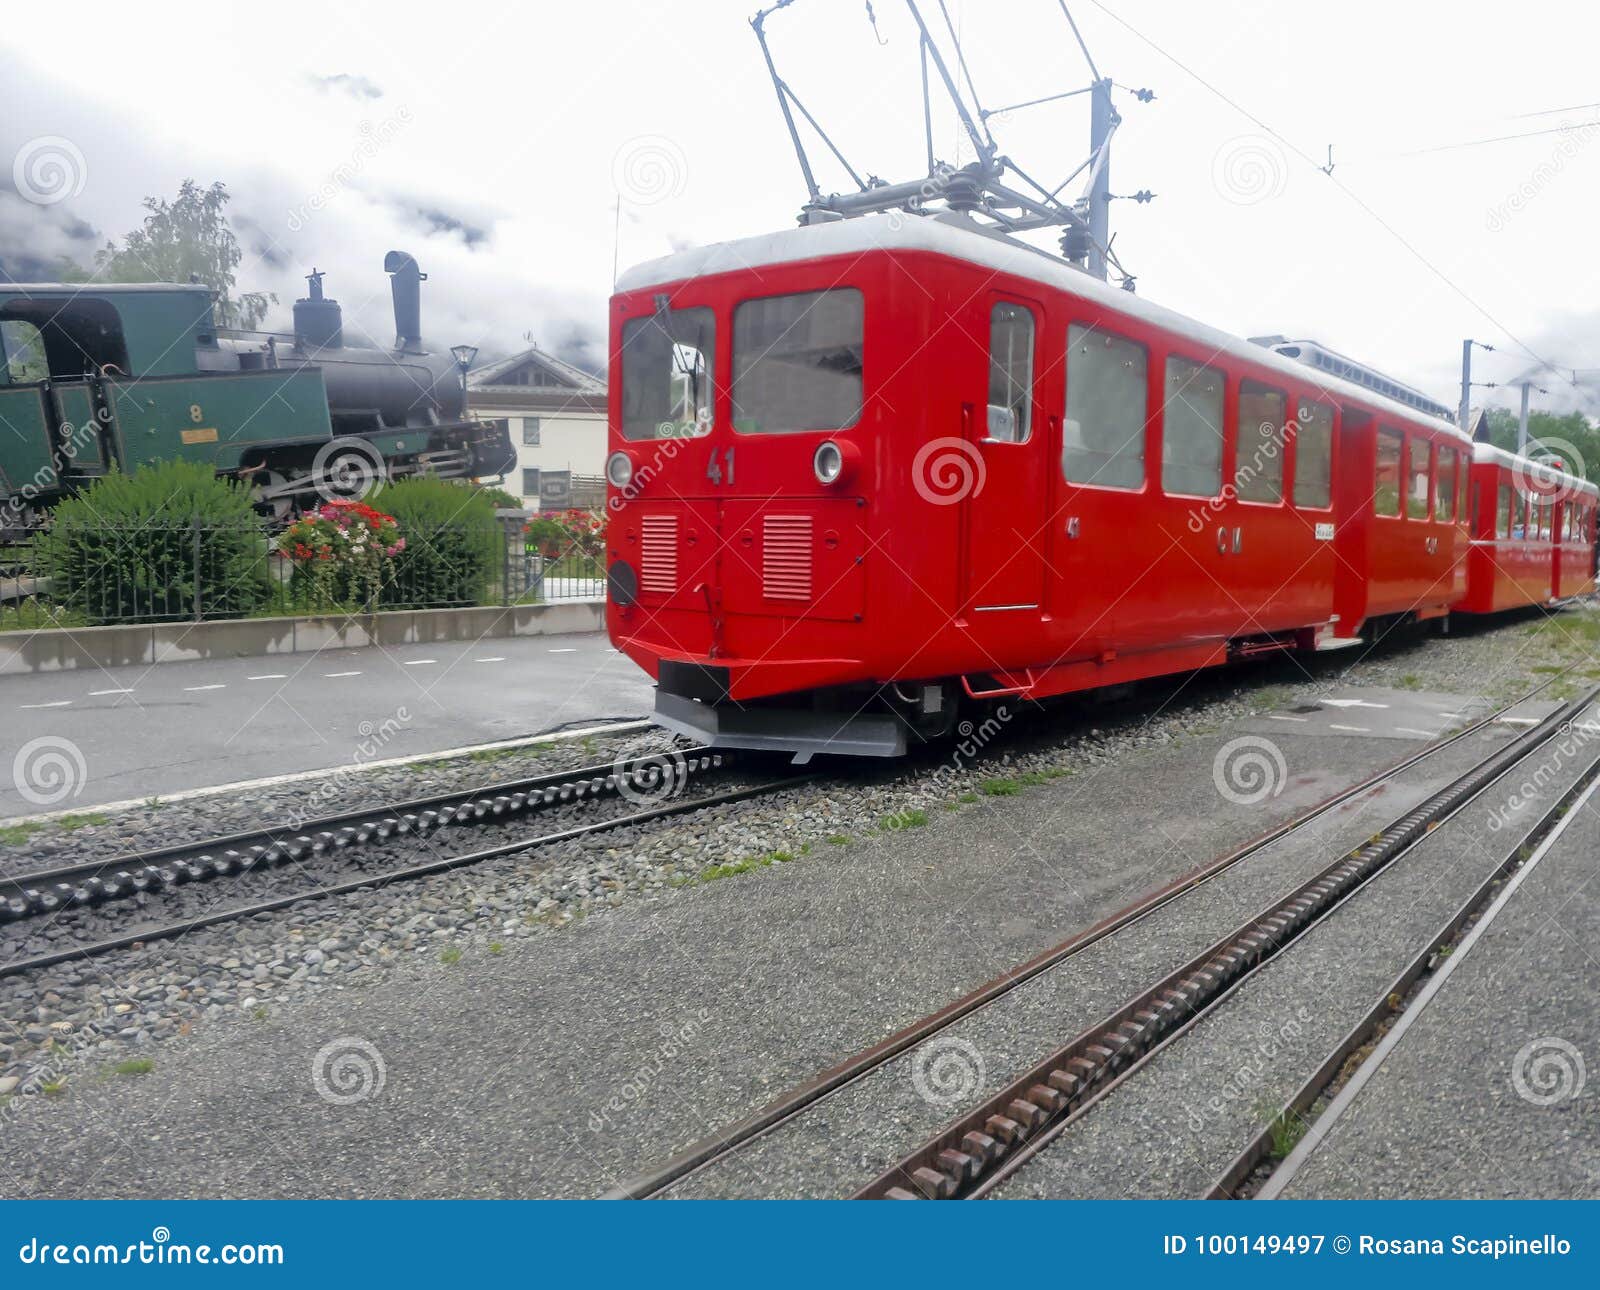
top-left (1160, 355), bottom-right (1223, 496)
top-left (621, 306), bottom-right (715, 441)
top-left (1436, 447), bottom-right (1457, 522)
top-left (1292, 401), bottom-right (1333, 509)
top-left (1235, 381), bottom-right (1286, 503)
top-left (985, 303), bottom-right (1034, 443)
top-left (1496, 484), bottom-right (1512, 537)
top-left (1512, 489), bottom-right (1528, 540)
top-left (1064, 324), bottom-right (1146, 489)
top-left (732, 288), bottom-right (864, 435)
top-left (1406, 436), bottom-right (1430, 519)
top-left (0, 320), bottom-right (47, 384)
top-left (1374, 428), bottom-right (1403, 517)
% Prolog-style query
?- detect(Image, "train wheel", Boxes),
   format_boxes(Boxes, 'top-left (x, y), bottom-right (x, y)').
top-left (884, 680), bottom-right (961, 743)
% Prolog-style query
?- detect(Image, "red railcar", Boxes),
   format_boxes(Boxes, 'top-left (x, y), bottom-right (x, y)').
top-left (603, 216), bottom-right (1568, 758)
top-left (1455, 443), bottom-right (1598, 613)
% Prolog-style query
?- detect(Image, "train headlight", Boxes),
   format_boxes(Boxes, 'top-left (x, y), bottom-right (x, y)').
top-left (606, 451), bottom-right (635, 489)
top-left (813, 440), bottom-right (845, 485)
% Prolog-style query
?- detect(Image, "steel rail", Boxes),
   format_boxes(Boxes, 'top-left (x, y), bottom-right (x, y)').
top-left (866, 684), bottom-right (1599, 1199)
top-left (1209, 744), bottom-right (1600, 1200)
top-left (1, 748), bottom-right (723, 925)
top-left (0, 776), bottom-right (816, 981)
top-left (605, 673), bottom-right (1574, 1200)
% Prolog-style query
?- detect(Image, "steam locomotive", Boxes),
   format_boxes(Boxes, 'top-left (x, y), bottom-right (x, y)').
top-left (0, 251), bottom-right (514, 525)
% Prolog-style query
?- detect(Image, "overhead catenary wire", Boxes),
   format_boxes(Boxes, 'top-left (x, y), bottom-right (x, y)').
top-left (1084, 0), bottom-right (1583, 389)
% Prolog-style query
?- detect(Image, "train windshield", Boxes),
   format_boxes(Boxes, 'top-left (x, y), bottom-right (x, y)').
top-left (621, 306), bottom-right (715, 441)
top-left (732, 288), bottom-right (863, 434)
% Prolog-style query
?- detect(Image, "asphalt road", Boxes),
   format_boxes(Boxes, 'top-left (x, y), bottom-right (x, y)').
top-left (0, 632), bottom-right (652, 816)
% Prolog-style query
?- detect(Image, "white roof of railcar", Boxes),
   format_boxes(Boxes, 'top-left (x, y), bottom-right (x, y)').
top-left (1473, 441), bottom-right (1599, 497)
top-left (618, 214), bottom-right (1473, 446)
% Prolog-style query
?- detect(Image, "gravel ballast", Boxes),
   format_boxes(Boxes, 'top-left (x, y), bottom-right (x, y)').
top-left (0, 604), bottom-right (1595, 1195)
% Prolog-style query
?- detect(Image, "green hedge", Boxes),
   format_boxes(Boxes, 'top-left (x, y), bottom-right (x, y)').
top-left (375, 478), bottom-right (502, 609)
top-left (38, 461), bottom-right (271, 624)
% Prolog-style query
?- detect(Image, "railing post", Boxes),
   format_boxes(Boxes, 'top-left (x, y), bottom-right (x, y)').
top-left (191, 515), bottom-right (202, 622)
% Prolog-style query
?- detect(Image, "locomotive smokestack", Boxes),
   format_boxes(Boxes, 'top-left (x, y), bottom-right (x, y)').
top-left (293, 268), bottom-right (343, 349)
top-left (384, 250), bottom-right (426, 352)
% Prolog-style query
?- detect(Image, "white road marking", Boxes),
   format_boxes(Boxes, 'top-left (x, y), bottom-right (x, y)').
top-left (88, 688), bottom-right (134, 696)
top-left (1395, 726), bottom-right (1440, 739)
top-left (476, 657), bottom-right (506, 663)
top-left (548, 647), bottom-right (577, 653)
top-left (1322, 698), bottom-right (1390, 709)
top-left (1436, 711), bottom-right (1464, 720)
top-left (1329, 723), bottom-right (1370, 733)
top-left (184, 684), bottom-right (226, 692)
top-left (1497, 715), bottom-right (1541, 725)
top-left (1267, 714), bottom-right (1309, 723)
top-left (20, 700), bottom-right (71, 709)
top-left (325, 671), bottom-right (362, 678)
top-left (247, 674), bottom-right (287, 681)
top-left (403, 659), bottom-right (436, 666)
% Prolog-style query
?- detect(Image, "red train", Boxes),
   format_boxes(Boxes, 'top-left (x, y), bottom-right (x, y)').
top-left (603, 216), bottom-right (1597, 758)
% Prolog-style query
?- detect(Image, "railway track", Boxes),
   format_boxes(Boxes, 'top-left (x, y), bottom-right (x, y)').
top-left (1, 746), bottom-right (729, 923)
top-left (1, 749), bottom-right (813, 980)
top-left (608, 675), bottom-right (1597, 1200)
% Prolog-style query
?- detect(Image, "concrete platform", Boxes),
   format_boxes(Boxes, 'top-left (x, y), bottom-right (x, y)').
top-left (1275, 774), bottom-right (1600, 1200)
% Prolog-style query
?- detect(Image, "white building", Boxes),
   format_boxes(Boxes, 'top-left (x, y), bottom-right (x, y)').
top-left (467, 346), bottom-right (607, 510)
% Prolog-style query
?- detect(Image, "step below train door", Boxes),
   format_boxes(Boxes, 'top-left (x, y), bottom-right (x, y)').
top-left (957, 296), bottom-right (1047, 632)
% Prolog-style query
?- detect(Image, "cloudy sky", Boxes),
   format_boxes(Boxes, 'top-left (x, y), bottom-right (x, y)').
top-left (3, 0), bottom-right (1599, 414)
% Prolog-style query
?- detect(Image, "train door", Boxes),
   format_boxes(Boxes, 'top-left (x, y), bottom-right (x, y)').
top-left (1221, 375), bottom-right (1299, 635)
top-left (1054, 318), bottom-right (1155, 657)
top-left (959, 296), bottom-right (1047, 617)
top-left (1331, 407), bottom-right (1374, 632)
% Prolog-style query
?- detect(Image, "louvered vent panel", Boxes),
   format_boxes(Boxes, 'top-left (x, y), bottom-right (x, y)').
top-left (762, 514), bottom-right (813, 601)
top-left (639, 514), bottom-right (679, 595)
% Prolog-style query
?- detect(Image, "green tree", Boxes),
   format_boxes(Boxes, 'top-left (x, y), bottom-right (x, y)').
top-left (1484, 407), bottom-right (1600, 477)
top-left (66, 180), bottom-right (274, 329)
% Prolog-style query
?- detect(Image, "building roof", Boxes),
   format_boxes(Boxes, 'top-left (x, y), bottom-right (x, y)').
top-left (468, 344), bottom-right (606, 395)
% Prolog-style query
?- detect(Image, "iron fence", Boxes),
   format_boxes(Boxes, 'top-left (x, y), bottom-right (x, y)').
top-left (0, 515), bottom-right (605, 630)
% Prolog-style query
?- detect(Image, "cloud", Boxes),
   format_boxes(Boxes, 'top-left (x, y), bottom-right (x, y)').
top-left (0, 49), bottom-right (606, 374)
top-left (305, 72), bottom-right (383, 101)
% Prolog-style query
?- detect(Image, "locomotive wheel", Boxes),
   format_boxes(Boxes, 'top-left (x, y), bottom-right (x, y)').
top-left (311, 437), bottom-right (388, 503)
